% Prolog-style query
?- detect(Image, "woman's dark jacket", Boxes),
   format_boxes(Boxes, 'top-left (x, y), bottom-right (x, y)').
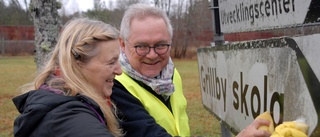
top-left (12, 89), bottom-right (114, 137)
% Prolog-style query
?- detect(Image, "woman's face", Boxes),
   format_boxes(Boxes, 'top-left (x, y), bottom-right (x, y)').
top-left (81, 40), bottom-right (122, 97)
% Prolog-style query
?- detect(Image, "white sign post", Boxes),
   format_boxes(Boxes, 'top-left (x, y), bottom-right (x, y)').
top-left (202, 0), bottom-right (320, 136)
top-left (197, 35), bottom-right (320, 136)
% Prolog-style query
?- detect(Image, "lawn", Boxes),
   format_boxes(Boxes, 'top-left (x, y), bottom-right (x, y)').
top-left (0, 56), bottom-right (221, 137)
top-left (0, 56), bottom-right (36, 137)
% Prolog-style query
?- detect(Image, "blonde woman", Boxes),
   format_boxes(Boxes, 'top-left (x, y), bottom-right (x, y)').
top-left (13, 18), bottom-right (123, 137)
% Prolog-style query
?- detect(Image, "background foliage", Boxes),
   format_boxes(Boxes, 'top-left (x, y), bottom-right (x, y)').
top-left (0, 0), bottom-right (213, 59)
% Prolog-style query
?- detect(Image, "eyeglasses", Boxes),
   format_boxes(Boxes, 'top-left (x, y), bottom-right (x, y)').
top-left (129, 42), bottom-right (171, 56)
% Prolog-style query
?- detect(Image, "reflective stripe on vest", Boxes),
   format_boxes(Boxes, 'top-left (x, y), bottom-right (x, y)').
top-left (115, 69), bottom-right (190, 136)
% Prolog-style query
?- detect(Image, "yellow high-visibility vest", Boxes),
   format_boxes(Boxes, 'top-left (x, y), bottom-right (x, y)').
top-left (115, 69), bottom-right (190, 136)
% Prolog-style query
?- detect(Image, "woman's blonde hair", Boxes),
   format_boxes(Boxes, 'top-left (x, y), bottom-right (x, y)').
top-left (25, 18), bottom-right (123, 136)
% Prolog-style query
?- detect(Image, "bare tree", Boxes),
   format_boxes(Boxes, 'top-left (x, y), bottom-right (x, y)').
top-left (0, 0), bottom-right (32, 25)
top-left (30, 0), bottom-right (61, 71)
top-left (107, 0), bottom-right (145, 28)
top-left (23, 0), bottom-right (30, 21)
top-left (154, 0), bottom-right (171, 16)
top-left (171, 0), bottom-right (186, 58)
top-left (171, 0), bottom-right (212, 58)
top-left (0, 1), bottom-right (11, 25)
top-left (10, 0), bottom-right (22, 8)
top-left (117, 0), bottom-right (145, 10)
top-left (94, 0), bottom-right (106, 11)
top-left (107, 0), bottom-right (115, 10)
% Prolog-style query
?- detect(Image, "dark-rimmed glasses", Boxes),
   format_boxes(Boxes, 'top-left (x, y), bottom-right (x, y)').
top-left (128, 42), bottom-right (171, 56)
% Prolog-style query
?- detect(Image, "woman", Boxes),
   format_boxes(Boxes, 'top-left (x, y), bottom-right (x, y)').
top-left (12, 18), bottom-right (123, 137)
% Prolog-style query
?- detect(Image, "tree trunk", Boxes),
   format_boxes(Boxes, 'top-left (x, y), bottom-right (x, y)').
top-left (30, 0), bottom-right (61, 71)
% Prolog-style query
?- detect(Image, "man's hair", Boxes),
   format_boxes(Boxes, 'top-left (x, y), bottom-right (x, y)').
top-left (120, 3), bottom-right (173, 41)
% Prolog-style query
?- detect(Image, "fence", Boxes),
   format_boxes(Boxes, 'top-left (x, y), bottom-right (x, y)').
top-left (0, 39), bottom-right (34, 56)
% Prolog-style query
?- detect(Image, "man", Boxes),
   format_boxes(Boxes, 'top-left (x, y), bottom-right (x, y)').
top-left (111, 3), bottom-right (271, 137)
top-left (111, 3), bottom-right (188, 137)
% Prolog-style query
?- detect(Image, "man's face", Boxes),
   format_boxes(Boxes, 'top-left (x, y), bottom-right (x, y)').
top-left (120, 16), bottom-right (171, 78)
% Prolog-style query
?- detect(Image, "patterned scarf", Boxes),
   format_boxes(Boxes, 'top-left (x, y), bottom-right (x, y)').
top-left (119, 50), bottom-right (175, 100)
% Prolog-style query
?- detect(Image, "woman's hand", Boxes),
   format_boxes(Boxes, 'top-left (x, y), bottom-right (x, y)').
top-left (236, 118), bottom-right (272, 137)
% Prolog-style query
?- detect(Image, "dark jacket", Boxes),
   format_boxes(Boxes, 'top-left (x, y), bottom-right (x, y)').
top-left (13, 89), bottom-right (114, 137)
top-left (111, 79), bottom-right (172, 137)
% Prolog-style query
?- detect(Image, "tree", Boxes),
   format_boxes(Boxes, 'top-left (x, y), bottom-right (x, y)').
top-left (154, 0), bottom-right (171, 16)
top-left (0, 0), bottom-right (32, 25)
top-left (110, 0), bottom-right (145, 27)
top-left (171, 0), bottom-right (187, 58)
top-left (84, 0), bottom-right (115, 26)
top-left (30, 0), bottom-right (61, 71)
top-left (171, 0), bottom-right (212, 58)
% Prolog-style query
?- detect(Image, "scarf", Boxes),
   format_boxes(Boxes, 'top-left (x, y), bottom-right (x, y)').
top-left (119, 50), bottom-right (175, 100)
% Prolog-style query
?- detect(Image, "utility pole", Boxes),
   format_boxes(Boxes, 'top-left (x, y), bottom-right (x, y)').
top-left (210, 0), bottom-right (224, 46)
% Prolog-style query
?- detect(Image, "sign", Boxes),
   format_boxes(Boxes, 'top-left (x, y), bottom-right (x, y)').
top-left (197, 34), bottom-right (320, 136)
top-left (219, 0), bottom-right (320, 33)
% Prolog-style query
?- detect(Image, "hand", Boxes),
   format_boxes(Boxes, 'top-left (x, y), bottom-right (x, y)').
top-left (236, 119), bottom-right (272, 137)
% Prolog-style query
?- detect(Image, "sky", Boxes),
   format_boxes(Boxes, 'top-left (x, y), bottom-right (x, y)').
top-left (60, 0), bottom-right (95, 14)
top-left (4, 0), bottom-right (112, 15)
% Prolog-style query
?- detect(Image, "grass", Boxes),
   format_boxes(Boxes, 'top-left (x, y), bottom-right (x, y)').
top-left (0, 56), bottom-right (36, 137)
top-left (174, 59), bottom-right (221, 137)
top-left (0, 56), bottom-right (221, 137)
